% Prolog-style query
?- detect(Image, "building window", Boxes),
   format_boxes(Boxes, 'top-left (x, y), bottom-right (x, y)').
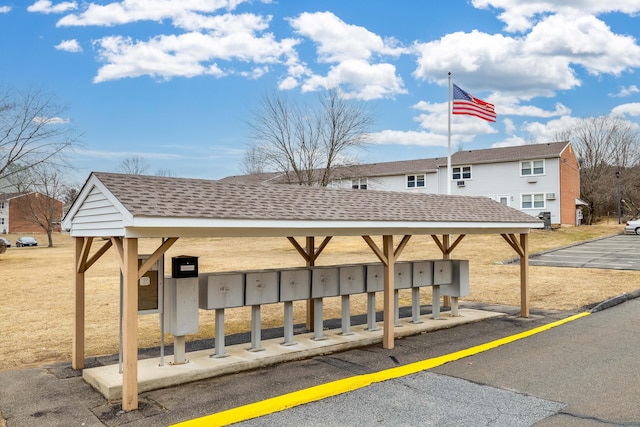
top-left (498, 195), bottom-right (509, 206)
top-left (407, 174), bottom-right (425, 188)
top-left (0, 218), bottom-right (4, 225)
top-left (521, 193), bottom-right (545, 209)
top-left (452, 166), bottom-right (471, 180)
top-left (521, 160), bottom-right (544, 176)
top-left (351, 178), bottom-right (367, 189)
top-left (0, 202), bottom-right (4, 209)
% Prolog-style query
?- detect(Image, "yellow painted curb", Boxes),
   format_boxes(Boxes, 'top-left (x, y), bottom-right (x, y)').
top-left (171, 311), bottom-right (590, 427)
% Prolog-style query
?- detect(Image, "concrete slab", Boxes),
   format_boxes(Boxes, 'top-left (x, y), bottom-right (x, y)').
top-left (83, 308), bottom-right (505, 400)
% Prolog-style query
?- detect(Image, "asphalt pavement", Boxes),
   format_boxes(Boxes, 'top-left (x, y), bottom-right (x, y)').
top-left (1, 233), bottom-right (639, 426)
top-left (528, 233), bottom-right (640, 270)
top-left (1, 296), bottom-right (639, 426)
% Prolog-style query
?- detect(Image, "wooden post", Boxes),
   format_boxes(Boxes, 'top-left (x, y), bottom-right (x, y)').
top-left (520, 233), bottom-right (530, 317)
top-left (72, 237), bottom-right (85, 370)
top-left (382, 235), bottom-right (395, 349)
top-left (442, 235), bottom-right (451, 307)
top-left (306, 237), bottom-right (315, 330)
top-left (122, 238), bottom-right (139, 411)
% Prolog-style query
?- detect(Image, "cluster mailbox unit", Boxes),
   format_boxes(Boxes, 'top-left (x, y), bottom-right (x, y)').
top-left (162, 258), bottom-right (470, 361)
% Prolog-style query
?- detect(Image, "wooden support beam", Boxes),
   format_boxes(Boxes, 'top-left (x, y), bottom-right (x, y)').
top-left (122, 238), bottom-right (139, 411)
top-left (137, 237), bottom-right (178, 279)
top-left (72, 237), bottom-right (86, 370)
top-left (394, 235), bottom-right (411, 259)
top-left (432, 235), bottom-right (465, 307)
top-left (83, 239), bottom-right (113, 272)
top-left (500, 233), bottom-right (530, 317)
top-left (287, 236), bottom-right (334, 331)
top-left (362, 235), bottom-right (387, 264)
top-left (520, 233), bottom-right (530, 318)
top-left (362, 235), bottom-right (409, 349)
top-left (382, 235), bottom-right (395, 349)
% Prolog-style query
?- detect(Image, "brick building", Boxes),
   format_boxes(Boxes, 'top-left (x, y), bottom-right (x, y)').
top-left (0, 192), bottom-right (64, 234)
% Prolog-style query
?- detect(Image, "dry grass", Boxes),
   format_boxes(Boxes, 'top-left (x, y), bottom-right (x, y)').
top-left (1, 223), bottom-right (638, 372)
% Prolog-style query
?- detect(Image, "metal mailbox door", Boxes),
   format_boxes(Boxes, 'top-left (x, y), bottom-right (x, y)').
top-left (433, 260), bottom-right (453, 285)
top-left (440, 260), bottom-right (470, 297)
top-left (366, 263), bottom-right (385, 292)
top-left (339, 265), bottom-right (366, 295)
top-left (280, 268), bottom-right (311, 302)
top-left (412, 261), bottom-right (434, 287)
top-left (245, 271), bottom-right (279, 305)
top-left (311, 267), bottom-right (340, 298)
top-left (199, 273), bottom-right (244, 310)
top-left (394, 262), bottom-right (413, 289)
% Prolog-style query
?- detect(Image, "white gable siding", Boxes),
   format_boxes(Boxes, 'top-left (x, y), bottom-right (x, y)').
top-left (69, 185), bottom-right (127, 235)
top-left (438, 159), bottom-right (562, 222)
top-left (331, 172), bottom-right (438, 193)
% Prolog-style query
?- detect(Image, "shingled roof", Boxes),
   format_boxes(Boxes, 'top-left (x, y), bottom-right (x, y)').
top-left (63, 172), bottom-right (542, 238)
top-left (221, 141), bottom-right (571, 184)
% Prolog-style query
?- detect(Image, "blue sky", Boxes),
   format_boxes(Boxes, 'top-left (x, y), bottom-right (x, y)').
top-left (1, 1), bottom-right (639, 183)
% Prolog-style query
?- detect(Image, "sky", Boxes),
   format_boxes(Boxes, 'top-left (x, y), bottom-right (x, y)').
top-left (1, 0), bottom-right (640, 184)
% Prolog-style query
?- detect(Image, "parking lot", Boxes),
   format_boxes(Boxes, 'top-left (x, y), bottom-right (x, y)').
top-left (528, 234), bottom-right (640, 270)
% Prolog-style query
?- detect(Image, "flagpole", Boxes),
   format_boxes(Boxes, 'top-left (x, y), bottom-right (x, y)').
top-left (447, 72), bottom-right (452, 195)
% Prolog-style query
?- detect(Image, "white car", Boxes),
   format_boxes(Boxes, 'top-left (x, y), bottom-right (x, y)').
top-left (624, 219), bottom-right (640, 235)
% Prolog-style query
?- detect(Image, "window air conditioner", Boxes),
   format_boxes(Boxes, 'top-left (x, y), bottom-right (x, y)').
top-left (545, 193), bottom-right (556, 200)
top-left (456, 181), bottom-right (465, 187)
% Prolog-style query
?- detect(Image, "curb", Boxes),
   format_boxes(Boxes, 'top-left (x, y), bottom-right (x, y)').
top-left (590, 289), bottom-right (640, 313)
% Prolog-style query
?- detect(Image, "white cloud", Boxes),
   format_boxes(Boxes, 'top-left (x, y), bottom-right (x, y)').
top-left (55, 39), bottom-right (82, 52)
top-left (301, 60), bottom-right (406, 100)
top-left (491, 135), bottom-right (528, 148)
top-left (0, 6), bottom-right (11, 13)
top-left (289, 11), bottom-right (406, 63)
top-left (289, 11), bottom-right (408, 100)
top-left (504, 118), bottom-right (516, 135)
top-left (611, 103), bottom-right (640, 117)
top-left (92, 30), bottom-right (299, 82)
top-left (524, 13), bottom-right (640, 76)
top-left (27, 0), bottom-right (77, 14)
top-left (521, 115), bottom-right (584, 142)
top-left (610, 85), bottom-right (640, 98)
top-left (471, 0), bottom-right (640, 32)
top-left (413, 30), bottom-right (581, 98)
top-left (55, 0), bottom-right (249, 27)
top-left (367, 130), bottom-right (447, 147)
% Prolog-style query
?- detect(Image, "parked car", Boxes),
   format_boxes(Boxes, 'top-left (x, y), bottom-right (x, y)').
top-left (16, 236), bottom-right (38, 247)
top-left (0, 237), bottom-right (10, 248)
top-left (624, 219), bottom-right (640, 235)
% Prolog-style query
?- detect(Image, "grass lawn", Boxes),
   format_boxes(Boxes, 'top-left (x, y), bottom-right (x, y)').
top-left (1, 222), bottom-right (638, 372)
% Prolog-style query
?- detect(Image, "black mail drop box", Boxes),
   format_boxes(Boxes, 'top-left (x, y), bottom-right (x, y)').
top-left (172, 255), bottom-right (199, 278)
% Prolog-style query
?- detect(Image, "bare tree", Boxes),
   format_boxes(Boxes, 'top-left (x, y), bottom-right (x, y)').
top-left (0, 86), bottom-right (77, 183)
top-left (245, 89), bottom-right (373, 186)
top-left (12, 164), bottom-right (67, 247)
top-left (117, 155), bottom-right (150, 175)
top-left (558, 116), bottom-right (640, 224)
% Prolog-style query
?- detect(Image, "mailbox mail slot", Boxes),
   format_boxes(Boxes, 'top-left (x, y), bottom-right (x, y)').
top-left (440, 260), bottom-right (470, 297)
top-left (394, 262), bottom-right (412, 289)
top-left (366, 263), bottom-right (384, 292)
top-left (311, 267), bottom-right (339, 298)
top-left (245, 271), bottom-right (279, 305)
top-left (164, 277), bottom-right (199, 336)
top-left (339, 265), bottom-right (366, 295)
top-left (280, 268), bottom-right (311, 302)
top-left (412, 261), bottom-right (434, 287)
top-left (433, 260), bottom-right (452, 285)
top-left (199, 273), bottom-right (244, 310)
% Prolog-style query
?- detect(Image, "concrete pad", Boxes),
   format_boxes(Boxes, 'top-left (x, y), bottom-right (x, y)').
top-left (83, 308), bottom-right (505, 400)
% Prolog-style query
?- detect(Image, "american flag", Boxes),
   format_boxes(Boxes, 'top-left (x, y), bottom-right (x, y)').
top-left (452, 84), bottom-right (496, 122)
